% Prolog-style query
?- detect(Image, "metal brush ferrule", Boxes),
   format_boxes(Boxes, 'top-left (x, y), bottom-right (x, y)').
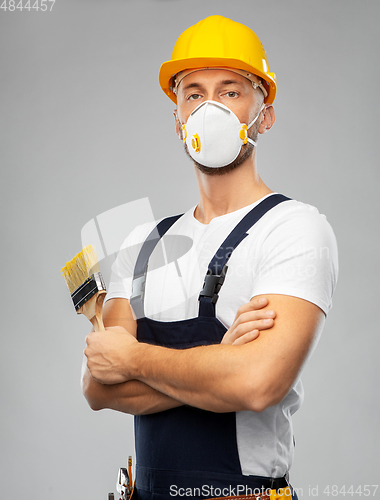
top-left (93, 271), bottom-right (106, 292)
top-left (71, 272), bottom-right (107, 311)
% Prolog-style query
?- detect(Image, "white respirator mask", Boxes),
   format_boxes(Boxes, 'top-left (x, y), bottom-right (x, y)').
top-left (181, 100), bottom-right (264, 168)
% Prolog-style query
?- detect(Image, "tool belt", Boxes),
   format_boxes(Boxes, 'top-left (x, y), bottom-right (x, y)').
top-left (111, 458), bottom-right (293, 500)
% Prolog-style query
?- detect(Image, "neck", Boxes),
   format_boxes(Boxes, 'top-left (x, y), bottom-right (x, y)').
top-left (193, 153), bottom-right (272, 224)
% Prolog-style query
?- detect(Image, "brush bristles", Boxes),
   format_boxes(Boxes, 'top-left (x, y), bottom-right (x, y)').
top-left (61, 245), bottom-right (100, 294)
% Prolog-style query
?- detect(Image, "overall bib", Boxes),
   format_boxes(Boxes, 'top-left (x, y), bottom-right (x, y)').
top-left (130, 195), bottom-right (296, 500)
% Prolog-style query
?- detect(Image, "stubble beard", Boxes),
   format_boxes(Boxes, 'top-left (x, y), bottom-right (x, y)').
top-left (181, 122), bottom-right (260, 176)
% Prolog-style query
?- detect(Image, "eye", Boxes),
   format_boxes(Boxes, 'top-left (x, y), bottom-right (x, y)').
top-left (225, 91), bottom-right (239, 98)
top-left (187, 93), bottom-right (202, 101)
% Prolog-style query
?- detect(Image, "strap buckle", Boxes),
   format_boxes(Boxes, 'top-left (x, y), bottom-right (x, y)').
top-left (199, 264), bottom-right (228, 304)
top-left (130, 274), bottom-right (146, 302)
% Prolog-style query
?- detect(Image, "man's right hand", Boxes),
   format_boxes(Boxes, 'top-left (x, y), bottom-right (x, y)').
top-left (221, 297), bottom-right (275, 346)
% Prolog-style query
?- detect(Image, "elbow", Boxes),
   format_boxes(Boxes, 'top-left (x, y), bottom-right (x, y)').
top-left (86, 396), bottom-right (104, 412)
top-left (81, 375), bottom-right (106, 412)
top-left (244, 394), bottom-right (271, 414)
top-left (88, 403), bottom-right (102, 412)
top-left (82, 387), bottom-right (105, 411)
top-left (233, 378), bottom-right (268, 413)
top-left (241, 378), bottom-right (287, 413)
top-left (248, 396), bottom-right (281, 413)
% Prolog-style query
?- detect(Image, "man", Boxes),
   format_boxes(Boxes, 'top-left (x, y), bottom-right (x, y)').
top-left (83, 15), bottom-right (338, 500)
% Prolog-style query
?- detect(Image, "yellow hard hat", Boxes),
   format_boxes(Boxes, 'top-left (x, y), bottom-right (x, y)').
top-left (159, 15), bottom-right (277, 105)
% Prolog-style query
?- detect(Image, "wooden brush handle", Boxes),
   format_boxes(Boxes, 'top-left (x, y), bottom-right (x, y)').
top-left (78, 290), bottom-right (106, 331)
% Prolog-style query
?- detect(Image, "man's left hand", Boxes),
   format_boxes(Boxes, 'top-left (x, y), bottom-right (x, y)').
top-left (84, 326), bottom-right (137, 384)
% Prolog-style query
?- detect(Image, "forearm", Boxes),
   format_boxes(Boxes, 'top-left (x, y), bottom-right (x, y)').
top-left (130, 343), bottom-right (257, 413)
top-left (82, 362), bottom-right (183, 415)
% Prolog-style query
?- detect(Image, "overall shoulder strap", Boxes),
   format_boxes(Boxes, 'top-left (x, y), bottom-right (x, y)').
top-left (130, 214), bottom-right (183, 319)
top-left (199, 194), bottom-right (291, 318)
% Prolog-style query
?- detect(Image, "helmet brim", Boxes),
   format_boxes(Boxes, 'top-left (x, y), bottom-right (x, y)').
top-left (159, 57), bottom-right (277, 105)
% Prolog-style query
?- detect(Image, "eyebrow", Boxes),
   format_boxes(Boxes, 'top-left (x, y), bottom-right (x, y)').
top-left (182, 82), bottom-right (204, 91)
top-left (220, 79), bottom-right (243, 86)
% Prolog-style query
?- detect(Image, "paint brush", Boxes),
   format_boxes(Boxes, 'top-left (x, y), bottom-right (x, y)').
top-left (61, 245), bottom-right (106, 331)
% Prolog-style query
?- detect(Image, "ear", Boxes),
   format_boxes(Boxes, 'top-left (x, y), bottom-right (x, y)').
top-left (258, 105), bottom-right (276, 134)
top-left (173, 109), bottom-right (181, 139)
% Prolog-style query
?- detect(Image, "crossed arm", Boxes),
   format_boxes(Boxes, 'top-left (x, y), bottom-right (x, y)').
top-left (82, 294), bottom-right (325, 414)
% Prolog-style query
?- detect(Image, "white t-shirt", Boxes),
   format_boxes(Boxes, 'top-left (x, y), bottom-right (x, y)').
top-left (106, 193), bottom-right (339, 477)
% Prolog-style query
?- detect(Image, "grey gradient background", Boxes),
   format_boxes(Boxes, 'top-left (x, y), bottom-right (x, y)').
top-left (1, 0), bottom-right (379, 499)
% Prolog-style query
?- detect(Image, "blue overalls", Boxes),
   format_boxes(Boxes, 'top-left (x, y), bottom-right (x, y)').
top-left (130, 195), bottom-right (296, 500)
